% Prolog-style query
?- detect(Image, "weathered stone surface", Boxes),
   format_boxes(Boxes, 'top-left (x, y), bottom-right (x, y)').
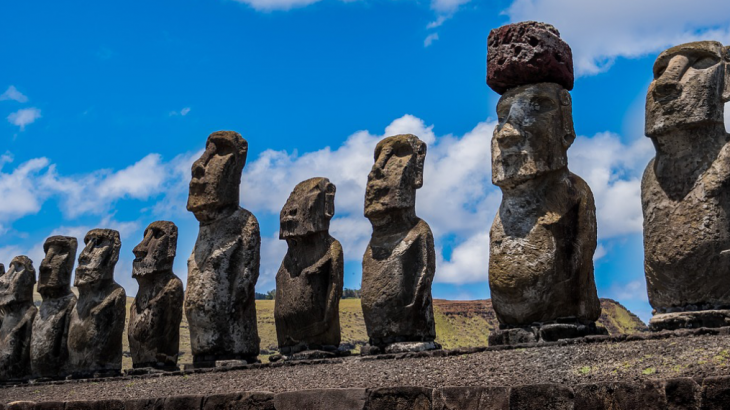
top-left (509, 384), bottom-right (574, 410)
top-left (129, 221), bottom-right (184, 370)
top-left (365, 387), bottom-right (432, 410)
top-left (384, 341), bottom-right (438, 354)
top-left (574, 381), bottom-right (667, 410)
top-left (163, 395), bottom-right (203, 410)
top-left (701, 376), bottom-right (730, 410)
top-left (0, 256), bottom-right (37, 380)
top-left (34, 402), bottom-right (67, 410)
top-left (274, 389), bottom-right (366, 410)
top-left (643, 41), bottom-right (730, 326)
top-left (123, 398), bottom-right (165, 410)
top-left (487, 21), bottom-right (574, 95)
top-left (488, 327), bottom-right (537, 346)
top-left (6, 403), bottom-right (35, 410)
top-left (68, 229), bottom-right (126, 376)
top-left (361, 134), bottom-right (437, 350)
top-left (31, 236), bottom-right (78, 379)
top-left (203, 392), bottom-right (274, 410)
top-left (66, 400), bottom-right (125, 410)
top-left (665, 378), bottom-right (700, 410)
top-left (275, 178), bottom-right (343, 351)
top-left (185, 131), bottom-right (261, 363)
top-left (489, 82), bottom-right (600, 329)
top-left (432, 386), bottom-right (510, 410)
top-left (650, 310), bottom-right (730, 331)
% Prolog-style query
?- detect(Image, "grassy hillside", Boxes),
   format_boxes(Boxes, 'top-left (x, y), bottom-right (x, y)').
top-left (34, 293), bottom-right (646, 369)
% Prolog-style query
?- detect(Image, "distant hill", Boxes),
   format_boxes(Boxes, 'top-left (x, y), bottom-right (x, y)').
top-left (34, 292), bottom-right (646, 369)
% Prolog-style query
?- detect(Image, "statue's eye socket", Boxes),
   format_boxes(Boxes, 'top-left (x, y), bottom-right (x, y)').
top-left (212, 141), bottom-right (235, 156)
top-left (531, 97), bottom-right (556, 113)
top-left (654, 64), bottom-right (667, 79)
top-left (393, 145), bottom-right (412, 158)
top-left (692, 56), bottom-right (719, 70)
top-left (153, 229), bottom-right (164, 239)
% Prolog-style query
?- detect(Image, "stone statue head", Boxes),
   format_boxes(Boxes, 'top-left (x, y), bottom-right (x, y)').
top-left (364, 134), bottom-right (426, 219)
top-left (133, 221), bottom-right (178, 278)
top-left (0, 263), bottom-right (4, 277)
top-left (646, 41), bottom-right (730, 137)
top-left (38, 236), bottom-right (77, 297)
top-left (280, 178), bottom-right (336, 240)
top-left (0, 256), bottom-right (36, 305)
top-left (75, 229), bottom-right (121, 287)
top-left (492, 82), bottom-right (575, 188)
top-left (187, 131), bottom-right (248, 222)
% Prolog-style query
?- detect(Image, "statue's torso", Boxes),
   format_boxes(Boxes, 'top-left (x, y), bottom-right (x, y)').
top-left (361, 218), bottom-right (436, 342)
top-left (68, 284), bottom-right (126, 371)
top-left (643, 149), bottom-right (730, 310)
top-left (275, 238), bottom-right (342, 347)
top-left (0, 303), bottom-right (38, 379)
top-left (489, 173), bottom-right (600, 325)
top-left (31, 294), bottom-right (76, 376)
top-left (185, 207), bottom-right (260, 357)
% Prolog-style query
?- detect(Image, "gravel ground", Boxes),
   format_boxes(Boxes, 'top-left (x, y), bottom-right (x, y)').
top-left (4, 332), bottom-right (730, 404)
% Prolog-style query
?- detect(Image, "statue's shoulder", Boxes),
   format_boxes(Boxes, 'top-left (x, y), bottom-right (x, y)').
top-left (410, 218), bottom-right (435, 241)
top-left (108, 283), bottom-right (127, 302)
top-left (234, 207), bottom-right (260, 231)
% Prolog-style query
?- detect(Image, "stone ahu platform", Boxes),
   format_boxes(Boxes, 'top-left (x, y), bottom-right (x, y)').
top-left (4, 327), bottom-right (730, 409)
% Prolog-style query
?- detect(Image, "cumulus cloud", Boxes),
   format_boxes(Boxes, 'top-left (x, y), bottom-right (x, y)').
top-left (231, 0), bottom-right (322, 11)
top-left (0, 86), bottom-right (28, 103)
top-left (505, 0), bottom-right (730, 75)
top-left (424, 33), bottom-right (440, 47)
top-left (569, 132), bottom-right (653, 239)
top-left (7, 107), bottom-right (41, 131)
top-left (607, 279), bottom-right (649, 302)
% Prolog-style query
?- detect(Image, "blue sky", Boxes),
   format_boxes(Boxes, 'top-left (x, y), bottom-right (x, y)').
top-left (3, 0), bottom-right (730, 323)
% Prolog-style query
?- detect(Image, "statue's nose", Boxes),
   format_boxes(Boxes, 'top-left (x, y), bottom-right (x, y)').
top-left (496, 122), bottom-right (522, 149)
top-left (653, 54), bottom-right (689, 99)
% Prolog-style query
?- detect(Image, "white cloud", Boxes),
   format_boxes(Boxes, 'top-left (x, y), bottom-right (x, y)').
top-left (7, 108), bottom-right (41, 131)
top-left (424, 33), bottom-right (440, 48)
top-left (0, 158), bottom-right (52, 232)
top-left (569, 132), bottom-right (653, 239)
top-left (0, 86), bottom-right (28, 103)
top-left (169, 107), bottom-right (191, 117)
top-left (505, 0), bottom-right (730, 75)
top-left (232, 0), bottom-right (322, 11)
top-left (607, 280), bottom-right (648, 302)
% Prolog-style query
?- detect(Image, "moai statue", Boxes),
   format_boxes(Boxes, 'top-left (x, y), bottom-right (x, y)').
top-left (67, 229), bottom-right (126, 377)
top-left (128, 221), bottom-right (184, 370)
top-left (31, 236), bottom-right (78, 379)
top-left (361, 134), bottom-right (438, 355)
top-left (643, 41), bottom-right (730, 330)
top-left (275, 178), bottom-right (343, 358)
top-left (185, 131), bottom-right (261, 366)
top-left (486, 22), bottom-right (602, 345)
top-left (0, 256), bottom-right (37, 380)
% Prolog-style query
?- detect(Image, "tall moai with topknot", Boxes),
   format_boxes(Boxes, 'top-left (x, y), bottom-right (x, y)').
top-left (275, 177), bottom-right (344, 357)
top-left (67, 229), bottom-right (126, 377)
top-left (361, 134), bottom-right (439, 355)
top-left (185, 131), bottom-right (261, 366)
top-left (0, 256), bottom-right (37, 380)
top-left (31, 236), bottom-right (78, 379)
top-left (642, 41), bottom-right (730, 330)
top-left (486, 22), bottom-right (603, 345)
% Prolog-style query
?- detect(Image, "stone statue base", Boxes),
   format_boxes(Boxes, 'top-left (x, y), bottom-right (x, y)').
top-left (125, 366), bottom-right (180, 376)
top-left (271, 343), bottom-right (352, 362)
top-left (649, 310), bottom-right (730, 331)
top-left (187, 354), bottom-right (260, 369)
top-left (68, 369), bottom-right (122, 380)
top-left (489, 322), bottom-right (608, 346)
top-left (360, 341), bottom-right (441, 356)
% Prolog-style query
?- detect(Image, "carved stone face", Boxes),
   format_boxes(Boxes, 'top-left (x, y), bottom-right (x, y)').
top-left (133, 221), bottom-right (178, 278)
top-left (187, 131), bottom-right (248, 222)
top-left (0, 256), bottom-right (35, 305)
top-left (492, 82), bottom-right (575, 188)
top-left (280, 178), bottom-right (335, 239)
top-left (75, 229), bottom-right (120, 287)
top-left (38, 236), bottom-right (77, 296)
top-left (364, 134), bottom-right (426, 219)
top-left (646, 41), bottom-right (730, 137)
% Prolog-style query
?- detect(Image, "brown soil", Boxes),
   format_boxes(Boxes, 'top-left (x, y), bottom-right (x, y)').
top-left (3, 331), bottom-right (728, 404)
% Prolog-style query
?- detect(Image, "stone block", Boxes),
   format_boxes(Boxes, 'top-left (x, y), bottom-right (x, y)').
top-left (66, 400), bottom-right (125, 410)
top-left (124, 398), bottom-right (165, 410)
top-left (202, 392), bottom-right (274, 410)
top-left (701, 376), bottom-right (730, 410)
top-left (33, 402), bottom-right (67, 410)
top-left (433, 386), bottom-right (510, 410)
top-left (274, 389), bottom-right (366, 410)
top-left (163, 395), bottom-right (203, 410)
top-left (665, 378), bottom-right (700, 410)
top-left (510, 384), bottom-right (574, 410)
top-left (574, 381), bottom-right (667, 409)
top-left (365, 387), bottom-right (432, 410)
top-left (6, 402), bottom-right (35, 410)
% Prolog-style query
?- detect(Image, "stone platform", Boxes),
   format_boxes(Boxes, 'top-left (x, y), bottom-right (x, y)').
top-left (649, 309), bottom-right (730, 331)
top-left (488, 322), bottom-right (608, 346)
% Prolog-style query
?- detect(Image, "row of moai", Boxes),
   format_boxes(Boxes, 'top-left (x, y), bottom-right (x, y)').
top-left (2, 18), bottom-right (730, 380)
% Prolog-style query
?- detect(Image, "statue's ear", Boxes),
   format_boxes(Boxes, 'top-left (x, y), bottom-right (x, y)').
top-left (559, 89), bottom-right (576, 148)
top-left (414, 141), bottom-right (427, 189)
top-left (324, 181), bottom-right (336, 220)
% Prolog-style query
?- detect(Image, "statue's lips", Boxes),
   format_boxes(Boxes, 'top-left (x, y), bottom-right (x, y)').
top-left (189, 181), bottom-right (207, 194)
